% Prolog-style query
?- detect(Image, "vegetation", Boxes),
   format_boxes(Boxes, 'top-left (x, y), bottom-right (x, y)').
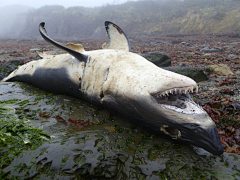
top-left (1, 0), bottom-right (235, 39)
top-left (0, 105), bottom-right (50, 173)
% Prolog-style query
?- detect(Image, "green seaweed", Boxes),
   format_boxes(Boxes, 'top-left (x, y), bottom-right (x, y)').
top-left (0, 105), bottom-right (50, 169)
top-left (0, 99), bottom-right (21, 105)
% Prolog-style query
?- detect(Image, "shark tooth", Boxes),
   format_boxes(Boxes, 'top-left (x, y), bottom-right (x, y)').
top-left (195, 86), bottom-right (198, 93)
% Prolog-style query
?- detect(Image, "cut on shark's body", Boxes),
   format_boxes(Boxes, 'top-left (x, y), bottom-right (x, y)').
top-left (1, 21), bottom-right (224, 155)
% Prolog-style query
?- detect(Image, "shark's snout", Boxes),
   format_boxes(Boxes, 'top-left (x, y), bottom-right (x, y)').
top-left (179, 123), bottom-right (224, 155)
top-left (198, 126), bottom-right (224, 155)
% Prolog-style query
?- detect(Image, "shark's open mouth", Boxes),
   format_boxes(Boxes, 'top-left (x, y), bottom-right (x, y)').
top-left (153, 85), bottom-right (200, 114)
top-left (153, 85), bottom-right (201, 139)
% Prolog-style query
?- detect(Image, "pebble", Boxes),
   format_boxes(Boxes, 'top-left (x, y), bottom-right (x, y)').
top-left (201, 47), bottom-right (224, 53)
top-left (30, 48), bottom-right (41, 52)
top-left (180, 42), bottom-right (190, 46)
top-left (231, 42), bottom-right (240, 45)
top-left (228, 54), bottom-right (238, 59)
top-left (235, 70), bottom-right (240, 75)
top-left (202, 53), bottom-right (212, 57)
top-left (206, 64), bottom-right (234, 76)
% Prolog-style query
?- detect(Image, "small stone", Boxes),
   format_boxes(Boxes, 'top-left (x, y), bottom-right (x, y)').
top-left (180, 42), bottom-right (190, 46)
top-left (30, 48), bottom-right (41, 52)
top-left (206, 64), bottom-right (234, 76)
top-left (231, 42), bottom-right (240, 45)
top-left (235, 70), bottom-right (240, 75)
top-left (201, 47), bottom-right (224, 53)
top-left (202, 53), bottom-right (212, 57)
top-left (231, 102), bottom-right (240, 110)
top-left (228, 54), bottom-right (238, 59)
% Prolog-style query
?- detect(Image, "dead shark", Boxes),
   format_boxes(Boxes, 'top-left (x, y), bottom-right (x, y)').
top-left (1, 21), bottom-right (224, 155)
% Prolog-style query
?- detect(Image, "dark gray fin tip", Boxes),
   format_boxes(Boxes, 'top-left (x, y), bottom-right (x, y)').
top-left (104, 21), bottom-right (131, 52)
top-left (39, 22), bottom-right (88, 63)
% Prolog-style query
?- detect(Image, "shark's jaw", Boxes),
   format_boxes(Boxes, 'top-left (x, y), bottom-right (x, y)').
top-left (153, 85), bottom-right (199, 115)
top-left (150, 85), bottom-right (224, 155)
top-left (151, 84), bottom-right (200, 139)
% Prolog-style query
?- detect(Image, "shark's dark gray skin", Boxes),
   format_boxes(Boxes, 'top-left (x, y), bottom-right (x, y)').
top-left (1, 22), bottom-right (224, 155)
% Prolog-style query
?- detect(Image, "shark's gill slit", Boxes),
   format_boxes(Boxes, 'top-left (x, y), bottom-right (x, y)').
top-left (105, 67), bottom-right (110, 81)
top-left (160, 125), bottom-right (181, 139)
top-left (100, 90), bottom-right (104, 99)
top-left (100, 67), bottom-right (110, 99)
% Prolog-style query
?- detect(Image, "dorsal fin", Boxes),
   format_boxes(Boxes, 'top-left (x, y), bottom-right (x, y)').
top-left (102, 21), bottom-right (131, 52)
top-left (39, 22), bottom-right (88, 62)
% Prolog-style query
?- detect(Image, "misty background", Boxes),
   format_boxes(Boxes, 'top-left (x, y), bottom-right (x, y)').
top-left (0, 0), bottom-right (132, 8)
top-left (0, 0), bottom-right (240, 40)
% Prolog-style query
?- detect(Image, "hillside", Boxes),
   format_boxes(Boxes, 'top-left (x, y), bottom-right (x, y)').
top-left (0, 0), bottom-right (240, 39)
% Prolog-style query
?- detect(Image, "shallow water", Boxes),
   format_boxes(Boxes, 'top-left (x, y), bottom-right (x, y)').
top-left (0, 82), bottom-right (240, 179)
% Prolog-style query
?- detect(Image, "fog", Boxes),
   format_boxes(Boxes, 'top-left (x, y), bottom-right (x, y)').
top-left (0, 0), bottom-right (130, 38)
top-left (0, 0), bottom-right (239, 39)
top-left (0, 0), bottom-right (131, 8)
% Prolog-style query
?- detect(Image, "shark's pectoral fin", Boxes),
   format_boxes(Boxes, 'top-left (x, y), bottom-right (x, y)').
top-left (102, 21), bottom-right (131, 52)
top-left (64, 43), bottom-right (85, 53)
top-left (39, 22), bottom-right (88, 62)
top-left (36, 50), bottom-right (58, 59)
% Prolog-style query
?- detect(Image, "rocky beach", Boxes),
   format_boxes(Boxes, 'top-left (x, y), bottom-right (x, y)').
top-left (0, 35), bottom-right (240, 179)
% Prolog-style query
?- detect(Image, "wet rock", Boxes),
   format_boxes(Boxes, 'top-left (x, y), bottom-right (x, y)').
top-left (224, 45), bottom-right (233, 50)
top-left (180, 42), bottom-right (190, 46)
top-left (0, 59), bottom-right (24, 76)
top-left (231, 101), bottom-right (240, 110)
top-left (30, 48), bottom-right (41, 52)
top-left (140, 52), bottom-right (171, 67)
top-left (205, 64), bottom-right (234, 76)
top-left (203, 53), bottom-right (213, 57)
top-left (228, 54), bottom-right (238, 59)
top-left (231, 42), bottom-right (240, 45)
top-left (201, 47), bottom-right (224, 53)
top-left (235, 70), bottom-right (240, 75)
top-left (172, 40), bottom-right (182, 44)
top-left (212, 153), bottom-right (240, 180)
top-left (155, 40), bottom-right (169, 44)
top-left (164, 66), bottom-right (208, 82)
